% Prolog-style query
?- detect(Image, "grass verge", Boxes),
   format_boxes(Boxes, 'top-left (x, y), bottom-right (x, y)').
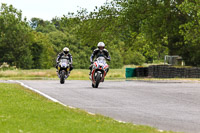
top-left (0, 83), bottom-right (175, 133)
top-left (0, 68), bottom-right (125, 80)
top-left (0, 68), bottom-right (199, 82)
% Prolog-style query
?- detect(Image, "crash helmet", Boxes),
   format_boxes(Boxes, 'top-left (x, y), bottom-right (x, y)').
top-left (97, 42), bottom-right (105, 48)
top-left (97, 42), bottom-right (105, 51)
top-left (63, 47), bottom-right (69, 54)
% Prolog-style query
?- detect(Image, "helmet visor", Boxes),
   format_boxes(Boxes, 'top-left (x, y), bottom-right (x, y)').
top-left (98, 47), bottom-right (104, 50)
top-left (64, 51), bottom-right (69, 54)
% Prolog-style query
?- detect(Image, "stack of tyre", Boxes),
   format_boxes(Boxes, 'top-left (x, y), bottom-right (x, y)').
top-left (135, 67), bottom-right (148, 77)
top-left (148, 65), bottom-right (200, 78)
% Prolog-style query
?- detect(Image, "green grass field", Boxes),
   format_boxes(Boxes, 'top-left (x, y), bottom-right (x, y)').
top-left (0, 83), bottom-right (175, 133)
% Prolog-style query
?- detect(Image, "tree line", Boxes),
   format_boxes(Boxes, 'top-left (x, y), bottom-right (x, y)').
top-left (0, 0), bottom-right (200, 69)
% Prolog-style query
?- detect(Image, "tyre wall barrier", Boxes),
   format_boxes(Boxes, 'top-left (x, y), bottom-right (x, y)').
top-left (148, 65), bottom-right (200, 78)
top-left (126, 65), bottom-right (200, 78)
top-left (125, 68), bottom-right (136, 78)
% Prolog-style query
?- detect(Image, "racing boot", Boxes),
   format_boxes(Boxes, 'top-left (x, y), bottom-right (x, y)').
top-left (89, 70), bottom-right (92, 80)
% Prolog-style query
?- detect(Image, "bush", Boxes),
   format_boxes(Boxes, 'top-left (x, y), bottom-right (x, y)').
top-left (124, 50), bottom-right (146, 65)
top-left (131, 52), bottom-right (146, 65)
top-left (0, 62), bottom-right (17, 71)
top-left (109, 49), bottom-right (123, 69)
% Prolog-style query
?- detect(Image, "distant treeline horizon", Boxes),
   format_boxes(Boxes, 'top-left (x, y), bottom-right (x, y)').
top-left (0, 0), bottom-right (200, 69)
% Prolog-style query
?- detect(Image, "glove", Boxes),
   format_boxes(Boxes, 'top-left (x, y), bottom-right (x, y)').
top-left (90, 61), bottom-right (93, 65)
top-left (105, 57), bottom-right (110, 61)
top-left (103, 56), bottom-right (108, 60)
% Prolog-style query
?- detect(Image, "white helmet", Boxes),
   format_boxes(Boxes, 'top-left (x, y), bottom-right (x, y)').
top-left (97, 42), bottom-right (105, 48)
top-left (63, 47), bottom-right (69, 54)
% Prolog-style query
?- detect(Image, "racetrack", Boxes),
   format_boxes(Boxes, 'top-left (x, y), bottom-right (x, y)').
top-left (15, 80), bottom-right (200, 133)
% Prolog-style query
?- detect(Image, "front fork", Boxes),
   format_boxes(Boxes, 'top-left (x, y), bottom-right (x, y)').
top-left (91, 69), bottom-right (106, 83)
top-left (58, 68), bottom-right (70, 79)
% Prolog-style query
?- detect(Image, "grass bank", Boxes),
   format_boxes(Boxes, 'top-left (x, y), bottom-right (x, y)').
top-left (0, 68), bottom-right (125, 80)
top-left (0, 83), bottom-right (175, 133)
top-left (0, 67), bottom-right (199, 81)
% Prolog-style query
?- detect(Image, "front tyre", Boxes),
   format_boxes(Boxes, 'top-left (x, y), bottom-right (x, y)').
top-left (95, 72), bottom-right (101, 88)
top-left (92, 83), bottom-right (95, 88)
top-left (60, 70), bottom-right (65, 84)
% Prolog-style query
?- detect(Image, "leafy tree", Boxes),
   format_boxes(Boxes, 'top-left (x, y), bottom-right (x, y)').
top-left (31, 31), bottom-right (56, 69)
top-left (2, 0), bottom-right (200, 69)
top-left (0, 3), bottom-right (33, 69)
top-left (30, 17), bottom-right (57, 33)
top-left (178, 0), bottom-right (200, 66)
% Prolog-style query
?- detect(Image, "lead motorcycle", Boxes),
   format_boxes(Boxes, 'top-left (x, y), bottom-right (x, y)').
top-left (57, 58), bottom-right (70, 84)
top-left (90, 57), bottom-right (109, 88)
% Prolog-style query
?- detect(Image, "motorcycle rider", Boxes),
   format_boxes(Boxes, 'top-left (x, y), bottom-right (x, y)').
top-left (89, 42), bottom-right (111, 75)
top-left (56, 47), bottom-right (73, 74)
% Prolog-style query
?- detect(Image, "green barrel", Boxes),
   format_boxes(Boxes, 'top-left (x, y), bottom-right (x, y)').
top-left (125, 68), bottom-right (136, 78)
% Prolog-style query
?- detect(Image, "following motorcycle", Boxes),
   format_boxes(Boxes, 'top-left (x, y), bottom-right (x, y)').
top-left (57, 58), bottom-right (70, 84)
top-left (90, 57), bottom-right (109, 88)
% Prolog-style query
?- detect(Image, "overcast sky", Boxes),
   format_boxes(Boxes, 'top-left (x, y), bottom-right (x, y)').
top-left (1, 0), bottom-right (110, 20)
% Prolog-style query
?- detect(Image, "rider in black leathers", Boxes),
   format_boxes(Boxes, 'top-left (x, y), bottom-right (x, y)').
top-left (89, 42), bottom-right (110, 75)
top-left (56, 47), bottom-right (73, 73)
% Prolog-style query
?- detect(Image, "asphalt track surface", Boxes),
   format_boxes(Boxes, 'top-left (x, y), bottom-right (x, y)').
top-left (12, 80), bottom-right (200, 133)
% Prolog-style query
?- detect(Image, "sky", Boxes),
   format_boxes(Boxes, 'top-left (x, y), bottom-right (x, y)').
top-left (0, 0), bottom-right (110, 20)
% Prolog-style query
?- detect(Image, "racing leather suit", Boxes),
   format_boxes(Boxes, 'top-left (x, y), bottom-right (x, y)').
top-left (56, 52), bottom-right (73, 71)
top-left (89, 48), bottom-right (110, 74)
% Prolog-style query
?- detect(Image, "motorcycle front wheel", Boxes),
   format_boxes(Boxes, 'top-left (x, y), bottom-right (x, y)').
top-left (60, 70), bottom-right (65, 84)
top-left (92, 83), bottom-right (95, 88)
top-left (92, 72), bottom-right (101, 88)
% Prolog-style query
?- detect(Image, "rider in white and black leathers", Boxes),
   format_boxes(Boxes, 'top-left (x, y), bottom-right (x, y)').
top-left (89, 42), bottom-right (110, 75)
top-left (56, 47), bottom-right (73, 72)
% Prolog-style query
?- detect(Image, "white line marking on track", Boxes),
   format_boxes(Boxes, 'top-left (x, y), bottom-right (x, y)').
top-left (117, 120), bottom-right (126, 123)
top-left (14, 80), bottom-right (97, 116)
top-left (87, 112), bottom-right (95, 115)
top-left (15, 81), bottom-right (60, 103)
top-left (68, 106), bottom-right (76, 109)
top-left (12, 81), bottom-right (97, 116)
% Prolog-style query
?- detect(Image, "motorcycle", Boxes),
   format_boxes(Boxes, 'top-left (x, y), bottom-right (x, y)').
top-left (57, 58), bottom-right (70, 84)
top-left (90, 57), bottom-right (109, 88)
